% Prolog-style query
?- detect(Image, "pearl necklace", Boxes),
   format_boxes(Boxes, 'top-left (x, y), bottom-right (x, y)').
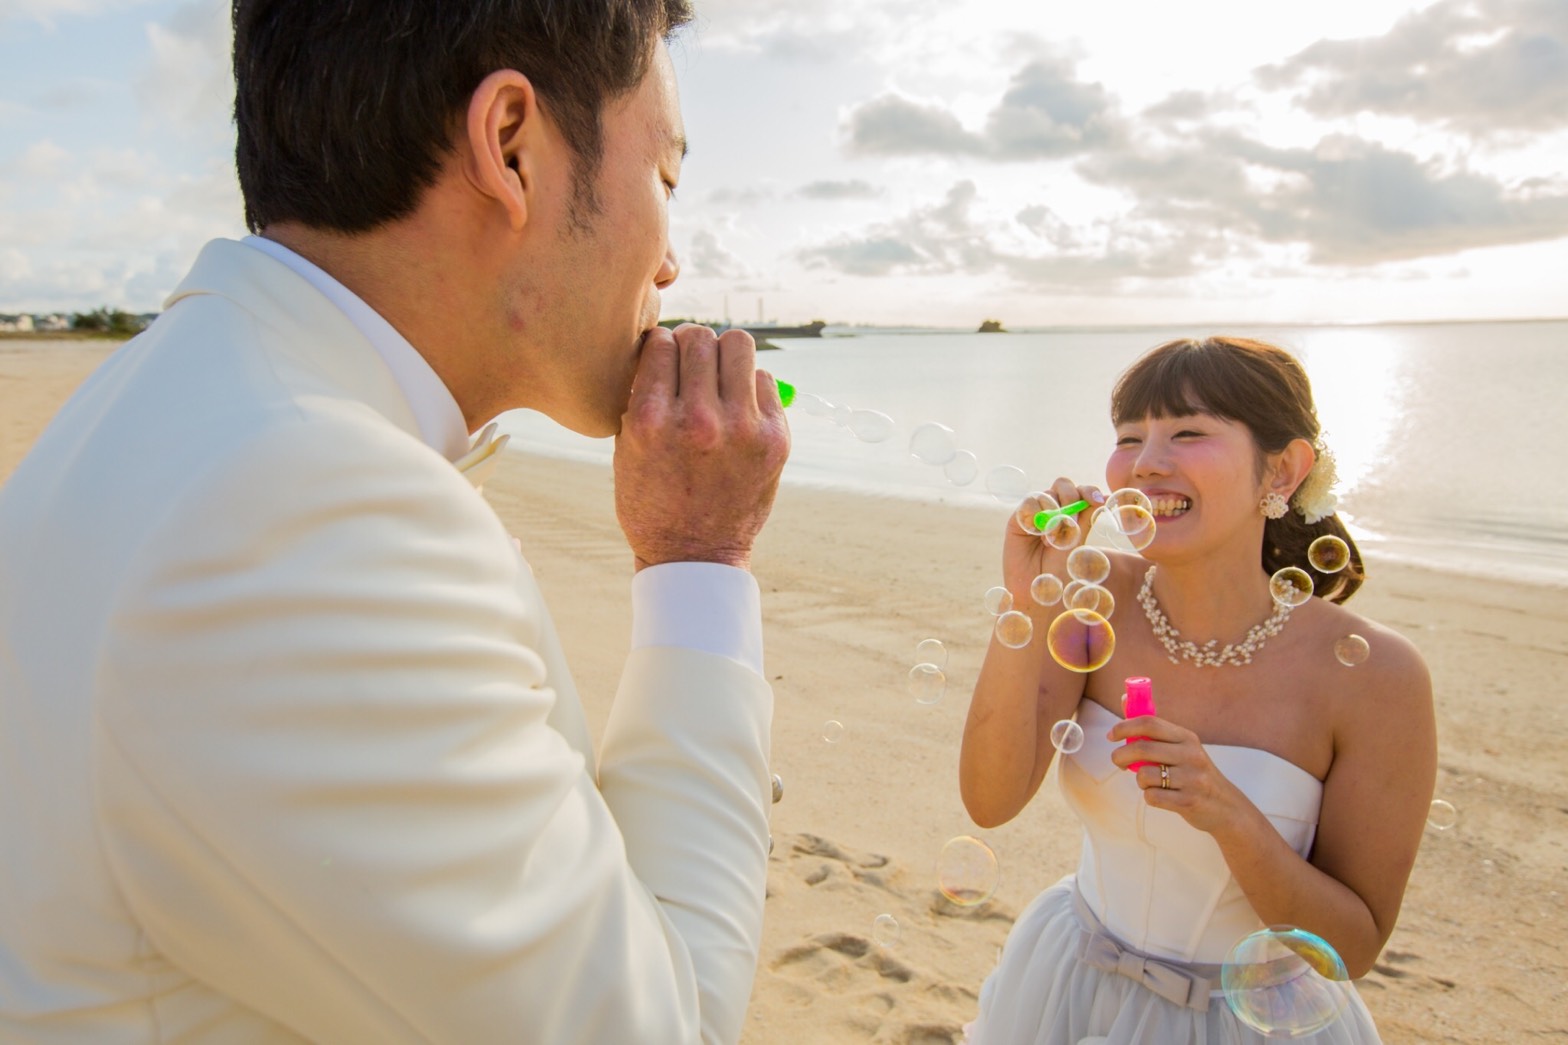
top-left (1137, 565), bottom-right (1293, 668)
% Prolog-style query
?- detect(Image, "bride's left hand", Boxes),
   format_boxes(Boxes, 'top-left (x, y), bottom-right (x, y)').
top-left (1106, 715), bottom-right (1246, 835)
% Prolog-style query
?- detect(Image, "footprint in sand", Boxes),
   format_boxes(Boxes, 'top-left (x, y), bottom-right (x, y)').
top-left (760, 832), bottom-right (1012, 1044)
top-left (1365, 949), bottom-right (1458, 992)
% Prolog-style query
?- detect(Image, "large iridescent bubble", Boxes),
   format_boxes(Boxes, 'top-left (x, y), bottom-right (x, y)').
top-left (1221, 925), bottom-right (1351, 1038)
top-left (1046, 609), bottom-right (1116, 673)
top-left (936, 835), bottom-right (999, 907)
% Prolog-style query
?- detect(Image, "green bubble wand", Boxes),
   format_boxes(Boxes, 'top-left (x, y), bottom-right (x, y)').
top-left (1033, 500), bottom-right (1089, 530)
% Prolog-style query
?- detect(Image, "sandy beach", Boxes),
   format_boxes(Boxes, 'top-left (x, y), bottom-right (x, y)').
top-left (4, 339), bottom-right (1565, 1043)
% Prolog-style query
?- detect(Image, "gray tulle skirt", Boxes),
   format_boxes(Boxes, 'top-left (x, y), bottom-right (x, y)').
top-left (965, 878), bottom-right (1383, 1045)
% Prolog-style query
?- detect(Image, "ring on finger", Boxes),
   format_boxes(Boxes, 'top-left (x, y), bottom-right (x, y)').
top-left (1159, 764), bottom-right (1170, 790)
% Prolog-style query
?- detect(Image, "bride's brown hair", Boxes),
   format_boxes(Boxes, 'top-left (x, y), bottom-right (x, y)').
top-left (1110, 336), bottom-right (1364, 603)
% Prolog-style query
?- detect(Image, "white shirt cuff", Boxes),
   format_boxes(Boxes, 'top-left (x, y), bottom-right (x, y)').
top-left (630, 562), bottom-right (764, 677)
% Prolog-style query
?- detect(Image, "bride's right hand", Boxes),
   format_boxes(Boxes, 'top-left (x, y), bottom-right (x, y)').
top-left (1003, 478), bottom-right (1105, 601)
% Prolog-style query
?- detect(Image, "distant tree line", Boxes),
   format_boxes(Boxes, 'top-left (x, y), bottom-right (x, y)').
top-left (71, 307), bottom-right (148, 336)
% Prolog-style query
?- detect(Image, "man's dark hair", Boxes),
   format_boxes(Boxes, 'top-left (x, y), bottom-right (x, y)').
top-left (232, 0), bottom-right (694, 233)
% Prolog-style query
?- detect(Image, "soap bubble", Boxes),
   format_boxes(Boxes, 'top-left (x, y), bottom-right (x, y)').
top-left (983, 585), bottom-right (1014, 616)
top-left (873, 913), bottom-right (901, 948)
top-left (1307, 535), bottom-right (1351, 574)
top-left (1016, 492), bottom-right (1059, 535)
top-left (914, 638), bottom-right (948, 669)
top-left (1105, 488), bottom-right (1154, 515)
top-left (1221, 925), bottom-right (1351, 1038)
top-left (1042, 512), bottom-right (1082, 551)
top-left (986, 465), bottom-right (1030, 503)
top-left (822, 720), bottom-right (844, 743)
top-left (799, 393), bottom-right (832, 417)
top-left (944, 450), bottom-right (980, 485)
top-left (994, 610), bottom-right (1034, 649)
top-left (1046, 609), bottom-right (1116, 673)
top-left (908, 662), bottom-right (946, 705)
top-left (848, 409), bottom-right (895, 443)
top-left (1333, 634), bottom-right (1370, 667)
top-left (1066, 546), bottom-right (1112, 585)
top-left (1050, 719), bottom-right (1085, 754)
top-left (1427, 799), bottom-right (1458, 831)
top-left (937, 835), bottom-right (999, 907)
top-left (1064, 581), bottom-right (1115, 619)
top-left (1269, 567), bottom-right (1314, 608)
top-left (909, 422), bottom-right (958, 465)
top-left (1093, 504), bottom-right (1157, 552)
top-left (832, 403), bottom-right (851, 427)
top-left (1030, 573), bottom-right (1065, 607)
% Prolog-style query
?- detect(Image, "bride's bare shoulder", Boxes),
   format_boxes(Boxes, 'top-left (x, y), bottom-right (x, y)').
top-left (1303, 598), bottom-right (1431, 719)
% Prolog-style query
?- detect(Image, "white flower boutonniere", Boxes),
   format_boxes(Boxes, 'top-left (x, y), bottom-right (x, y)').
top-left (1293, 444), bottom-right (1339, 524)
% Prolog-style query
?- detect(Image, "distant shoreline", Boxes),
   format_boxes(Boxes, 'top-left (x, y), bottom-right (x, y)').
top-left (0, 331), bottom-right (133, 343)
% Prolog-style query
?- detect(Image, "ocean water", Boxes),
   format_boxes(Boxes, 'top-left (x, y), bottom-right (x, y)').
top-left (497, 319), bottom-right (1568, 588)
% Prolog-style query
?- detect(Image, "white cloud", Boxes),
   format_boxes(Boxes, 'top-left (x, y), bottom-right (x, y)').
top-left (845, 94), bottom-right (985, 156)
top-left (0, 0), bottom-right (149, 27)
top-left (135, 0), bottom-right (232, 138)
top-left (1081, 129), bottom-right (1568, 264)
top-left (843, 52), bottom-right (1123, 160)
top-left (0, 247), bottom-right (32, 281)
top-left (1257, 0), bottom-right (1568, 136)
top-left (0, 144), bottom-right (241, 309)
top-left (689, 0), bottom-right (944, 53)
top-left (796, 179), bottom-right (882, 201)
top-left (685, 228), bottom-right (751, 279)
top-left (706, 184), bottom-right (777, 206)
top-left (5, 139), bottom-right (71, 179)
top-left (797, 179), bottom-right (1217, 289)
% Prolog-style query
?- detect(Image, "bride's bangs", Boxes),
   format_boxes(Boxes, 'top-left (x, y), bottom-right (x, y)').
top-left (1111, 338), bottom-right (1219, 425)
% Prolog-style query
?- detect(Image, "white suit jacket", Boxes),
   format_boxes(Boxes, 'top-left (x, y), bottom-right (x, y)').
top-left (0, 240), bottom-right (773, 1043)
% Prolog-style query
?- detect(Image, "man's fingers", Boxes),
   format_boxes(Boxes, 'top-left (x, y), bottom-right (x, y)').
top-left (630, 326), bottom-right (679, 414)
top-left (674, 323), bottom-right (720, 402)
top-left (716, 327), bottom-right (758, 403)
top-left (755, 366), bottom-right (779, 402)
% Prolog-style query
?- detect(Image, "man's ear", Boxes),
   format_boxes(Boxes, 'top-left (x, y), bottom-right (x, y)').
top-left (463, 69), bottom-right (538, 234)
top-left (1270, 437), bottom-right (1317, 500)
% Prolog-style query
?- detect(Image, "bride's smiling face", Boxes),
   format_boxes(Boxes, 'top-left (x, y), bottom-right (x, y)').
top-left (1107, 411), bottom-right (1267, 555)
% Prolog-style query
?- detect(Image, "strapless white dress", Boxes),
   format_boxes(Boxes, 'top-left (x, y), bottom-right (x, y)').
top-left (966, 700), bottom-right (1382, 1044)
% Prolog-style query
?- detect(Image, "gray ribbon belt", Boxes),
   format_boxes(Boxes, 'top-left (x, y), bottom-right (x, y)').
top-left (1072, 886), bottom-right (1221, 1011)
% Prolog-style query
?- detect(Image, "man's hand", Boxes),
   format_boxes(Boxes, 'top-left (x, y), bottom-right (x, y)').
top-left (614, 324), bottom-right (790, 571)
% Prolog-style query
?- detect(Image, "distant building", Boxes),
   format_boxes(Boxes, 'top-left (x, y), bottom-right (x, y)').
top-left (37, 314), bottom-right (70, 332)
top-left (0, 314), bottom-right (34, 333)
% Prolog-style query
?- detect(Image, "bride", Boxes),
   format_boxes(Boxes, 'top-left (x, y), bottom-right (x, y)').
top-left (960, 336), bottom-right (1435, 1043)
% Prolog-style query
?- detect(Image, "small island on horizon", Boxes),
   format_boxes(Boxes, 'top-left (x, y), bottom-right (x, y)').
top-left (977, 319), bottom-right (1006, 333)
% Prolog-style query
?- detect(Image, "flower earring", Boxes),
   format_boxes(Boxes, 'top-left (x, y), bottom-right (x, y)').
top-left (1259, 491), bottom-right (1289, 520)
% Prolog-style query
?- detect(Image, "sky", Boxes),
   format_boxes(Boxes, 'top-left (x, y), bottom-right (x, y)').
top-left (1, 0), bottom-right (1565, 326)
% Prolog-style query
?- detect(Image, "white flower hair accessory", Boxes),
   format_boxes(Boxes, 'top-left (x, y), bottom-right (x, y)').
top-left (1292, 443), bottom-right (1339, 524)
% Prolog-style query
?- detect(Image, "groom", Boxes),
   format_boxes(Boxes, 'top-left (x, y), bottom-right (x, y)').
top-left (0, 2), bottom-right (790, 1042)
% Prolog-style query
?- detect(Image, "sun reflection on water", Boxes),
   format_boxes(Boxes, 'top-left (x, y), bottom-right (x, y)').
top-left (1292, 327), bottom-right (1409, 501)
